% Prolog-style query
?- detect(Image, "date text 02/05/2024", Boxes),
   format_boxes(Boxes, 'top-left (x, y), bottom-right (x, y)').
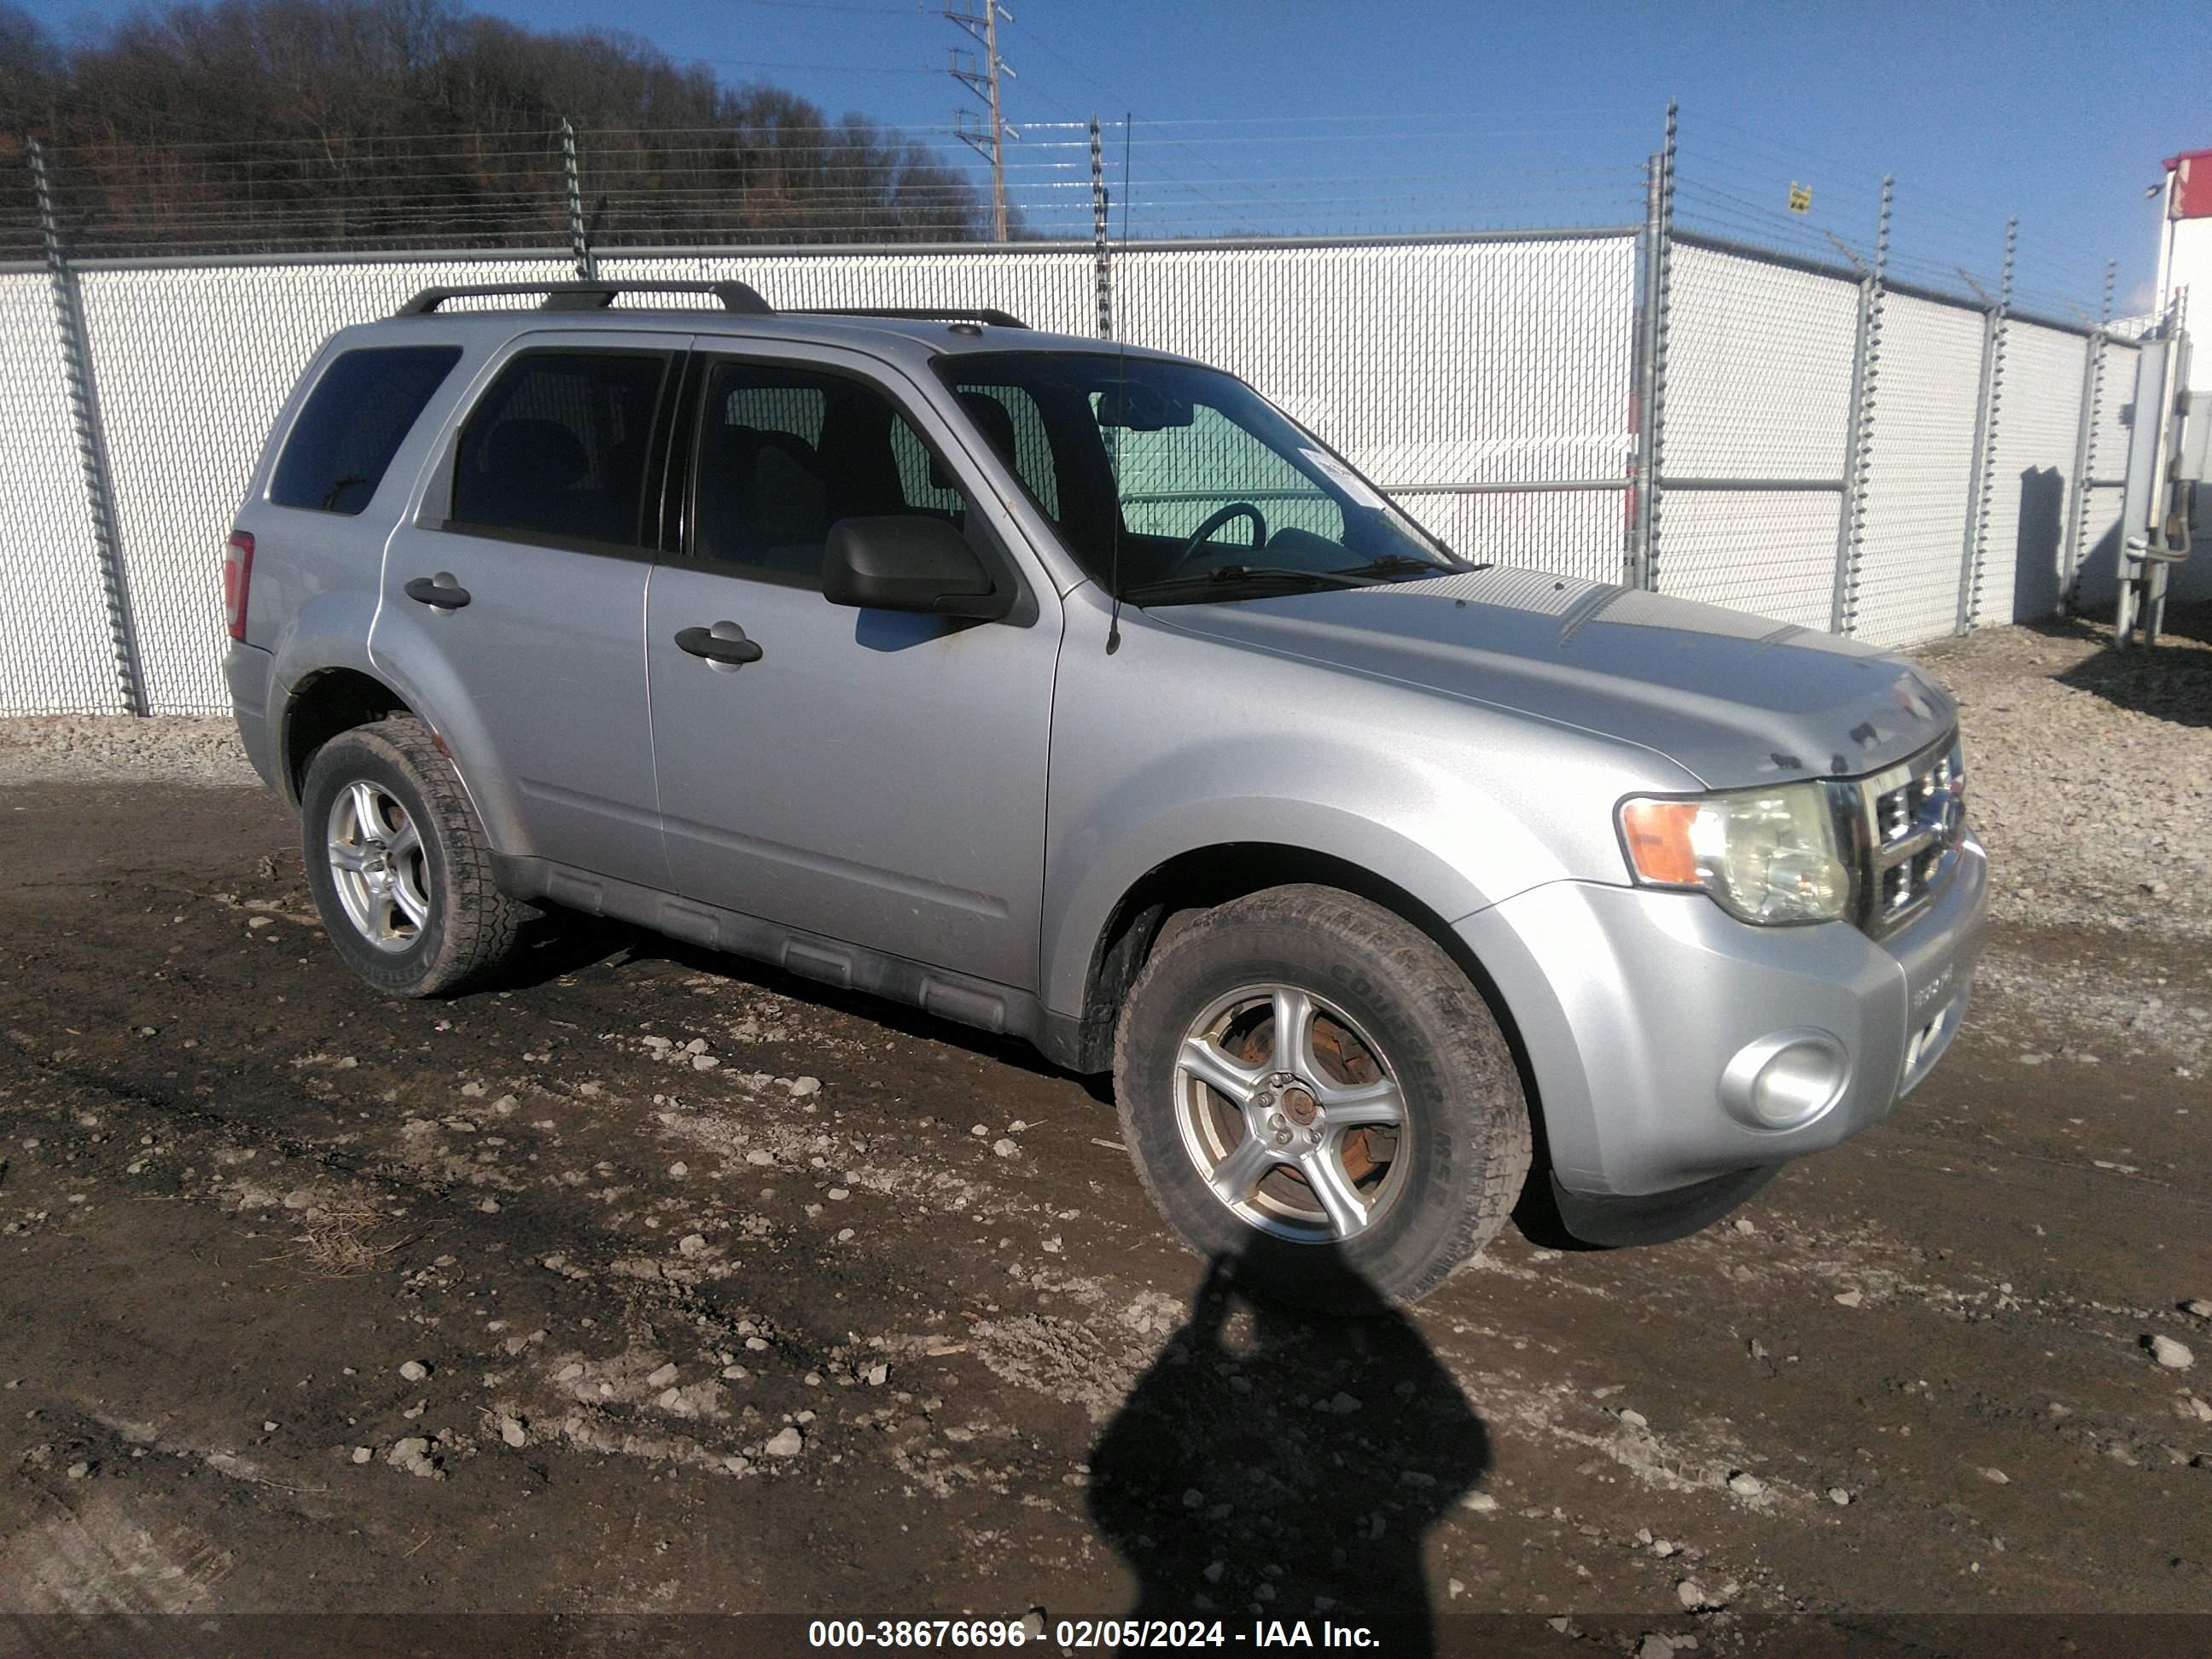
top-left (806, 1618), bottom-right (1381, 1649)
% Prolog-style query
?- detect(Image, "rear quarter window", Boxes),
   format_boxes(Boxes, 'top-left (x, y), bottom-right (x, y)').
top-left (270, 346), bottom-right (463, 515)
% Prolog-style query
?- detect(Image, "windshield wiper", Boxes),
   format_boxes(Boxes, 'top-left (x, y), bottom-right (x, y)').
top-left (1120, 564), bottom-right (1381, 603)
top-left (1331, 553), bottom-right (1490, 580)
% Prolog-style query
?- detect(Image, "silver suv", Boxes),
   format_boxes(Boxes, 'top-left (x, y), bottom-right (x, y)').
top-left (224, 280), bottom-right (1988, 1307)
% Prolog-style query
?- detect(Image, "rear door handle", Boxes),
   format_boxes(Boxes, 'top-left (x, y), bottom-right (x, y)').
top-left (675, 624), bottom-right (764, 666)
top-left (405, 574), bottom-right (471, 609)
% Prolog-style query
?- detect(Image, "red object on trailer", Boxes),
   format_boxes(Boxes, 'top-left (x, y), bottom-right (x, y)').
top-left (2166, 148), bottom-right (2212, 220)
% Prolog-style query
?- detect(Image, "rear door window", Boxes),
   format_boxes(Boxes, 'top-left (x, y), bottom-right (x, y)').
top-left (270, 346), bottom-right (462, 515)
top-left (449, 350), bottom-right (672, 549)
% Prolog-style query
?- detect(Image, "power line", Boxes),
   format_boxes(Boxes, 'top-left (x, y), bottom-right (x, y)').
top-left (686, 57), bottom-right (940, 76)
top-left (724, 0), bottom-right (929, 12)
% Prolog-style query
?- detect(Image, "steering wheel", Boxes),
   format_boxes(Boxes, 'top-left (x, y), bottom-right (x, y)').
top-left (1167, 502), bottom-right (1270, 576)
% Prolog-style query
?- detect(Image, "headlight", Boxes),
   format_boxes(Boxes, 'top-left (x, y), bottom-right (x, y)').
top-left (1619, 781), bottom-right (1849, 925)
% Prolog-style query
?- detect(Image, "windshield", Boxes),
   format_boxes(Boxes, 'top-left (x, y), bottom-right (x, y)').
top-left (931, 351), bottom-right (1469, 603)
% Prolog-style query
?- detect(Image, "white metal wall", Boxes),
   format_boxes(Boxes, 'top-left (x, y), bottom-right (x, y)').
top-left (0, 271), bottom-right (123, 715)
top-left (1852, 294), bottom-right (1988, 649)
top-left (1662, 246), bottom-right (1859, 478)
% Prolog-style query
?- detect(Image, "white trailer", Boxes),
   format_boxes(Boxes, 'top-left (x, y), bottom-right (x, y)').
top-left (2115, 148), bottom-right (2212, 645)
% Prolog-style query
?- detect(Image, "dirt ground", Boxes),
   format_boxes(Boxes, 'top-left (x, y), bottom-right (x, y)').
top-left (3, 630), bottom-right (2211, 1657)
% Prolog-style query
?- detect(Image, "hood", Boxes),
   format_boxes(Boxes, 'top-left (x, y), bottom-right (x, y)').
top-left (1150, 567), bottom-right (1956, 786)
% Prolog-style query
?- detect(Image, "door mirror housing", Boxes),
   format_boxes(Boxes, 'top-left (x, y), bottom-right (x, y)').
top-left (822, 516), bottom-right (1013, 620)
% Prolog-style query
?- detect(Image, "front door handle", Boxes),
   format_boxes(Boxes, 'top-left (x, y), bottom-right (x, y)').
top-left (405, 574), bottom-right (471, 609)
top-left (675, 623), bottom-right (764, 667)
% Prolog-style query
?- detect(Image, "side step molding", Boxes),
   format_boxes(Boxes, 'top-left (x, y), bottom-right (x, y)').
top-left (493, 855), bottom-right (1103, 1071)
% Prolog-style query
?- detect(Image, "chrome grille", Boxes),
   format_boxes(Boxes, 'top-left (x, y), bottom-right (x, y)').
top-left (1833, 734), bottom-right (1966, 939)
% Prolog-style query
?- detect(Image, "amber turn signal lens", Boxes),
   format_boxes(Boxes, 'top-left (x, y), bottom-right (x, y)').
top-left (1620, 799), bottom-right (1702, 886)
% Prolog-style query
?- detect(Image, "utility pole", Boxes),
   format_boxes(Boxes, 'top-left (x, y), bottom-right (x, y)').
top-left (946, 3), bottom-right (1016, 242)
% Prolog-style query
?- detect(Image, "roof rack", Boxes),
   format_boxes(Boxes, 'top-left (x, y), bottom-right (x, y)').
top-left (397, 280), bottom-right (773, 317)
top-left (794, 306), bottom-right (1028, 329)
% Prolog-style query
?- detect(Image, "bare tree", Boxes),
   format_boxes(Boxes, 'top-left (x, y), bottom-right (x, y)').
top-left (8, 0), bottom-right (991, 255)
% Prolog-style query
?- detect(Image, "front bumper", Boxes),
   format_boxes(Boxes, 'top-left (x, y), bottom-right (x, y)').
top-left (1459, 830), bottom-right (1988, 1202)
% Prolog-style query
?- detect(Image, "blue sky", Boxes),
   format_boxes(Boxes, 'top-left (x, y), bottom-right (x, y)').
top-left (25, 0), bottom-right (2208, 312)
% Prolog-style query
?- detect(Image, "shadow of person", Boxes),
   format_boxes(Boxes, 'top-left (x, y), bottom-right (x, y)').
top-left (1086, 1243), bottom-right (1490, 1655)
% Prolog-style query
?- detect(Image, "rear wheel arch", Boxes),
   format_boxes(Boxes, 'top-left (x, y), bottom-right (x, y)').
top-left (278, 670), bottom-right (512, 856)
top-left (280, 668), bottom-right (412, 804)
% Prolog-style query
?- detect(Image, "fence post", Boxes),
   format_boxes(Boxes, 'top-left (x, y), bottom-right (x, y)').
top-left (561, 119), bottom-right (597, 281)
top-left (2058, 259), bottom-right (2116, 617)
top-left (1955, 218), bottom-right (2016, 633)
top-left (1830, 175), bottom-right (1891, 636)
top-left (1091, 117), bottom-right (1111, 339)
top-left (29, 137), bottom-right (148, 717)
top-left (1631, 101), bottom-right (1675, 592)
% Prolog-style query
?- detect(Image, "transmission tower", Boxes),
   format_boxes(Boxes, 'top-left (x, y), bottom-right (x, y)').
top-left (946, 3), bottom-right (1016, 242)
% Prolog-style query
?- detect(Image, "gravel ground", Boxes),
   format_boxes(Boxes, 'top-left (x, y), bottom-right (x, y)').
top-left (1918, 602), bottom-right (2212, 944)
top-left (4, 613), bottom-right (2211, 1643)
top-left (0, 713), bottom-right (257, 788)
top-left (3, 773), bottom-right (2207, 1644)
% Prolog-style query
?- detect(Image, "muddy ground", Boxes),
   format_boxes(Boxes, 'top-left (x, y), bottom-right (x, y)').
top-left (3, 646), bottom-right (2211, 1656)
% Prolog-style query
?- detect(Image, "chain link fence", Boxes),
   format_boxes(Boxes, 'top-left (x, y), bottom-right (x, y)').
top-left (1851, 293), bottom-right (1990, 649)
top-left (75, 256), bottom-right (579, 717)
top-left (1651, 241), bottom-right (1858, 631)
top-left (1112, 236), bottom-right (1637, 584)
top-left (1979, 320), bottom-right (2092, 626)
top-left (0, 119), bottom-right (2185, 717)
top-left (3, 233), bottom-right (1635, 713)
top-left (0, 270), bottom-right (119, 713)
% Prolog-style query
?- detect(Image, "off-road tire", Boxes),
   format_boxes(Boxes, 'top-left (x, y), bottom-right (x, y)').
top-left (1114, 884), bottom-right (1533, 1312)
top-left (300, 716), bottom-right (527, 998)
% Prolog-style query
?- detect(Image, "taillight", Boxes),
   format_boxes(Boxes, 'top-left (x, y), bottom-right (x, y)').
top-left (224, 530), bottom-right (254, 642)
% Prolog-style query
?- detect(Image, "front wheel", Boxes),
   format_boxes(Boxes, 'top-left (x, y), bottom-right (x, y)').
top-left (300, 716), bottom-right (527, 998)
top-left (1113, 885), bottom-right (1532, 1311)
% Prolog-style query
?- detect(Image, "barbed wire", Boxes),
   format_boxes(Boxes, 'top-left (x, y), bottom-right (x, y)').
top-left (0, 109), bottom-right (2133, 315)
top-left (1672, 116), bottom-right (2119, 319)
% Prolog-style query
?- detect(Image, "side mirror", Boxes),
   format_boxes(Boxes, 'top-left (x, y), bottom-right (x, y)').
top-left (822, 516), bottom-right (1012, 620)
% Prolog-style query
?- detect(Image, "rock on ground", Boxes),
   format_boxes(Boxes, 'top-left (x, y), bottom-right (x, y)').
top-left (2149, 1335), bottom-right (2195, 1371)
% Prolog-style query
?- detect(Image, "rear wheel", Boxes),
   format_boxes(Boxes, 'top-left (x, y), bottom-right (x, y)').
top-left (300, 716), bottom-right (527, 997)
top-left (1114, 885), bottom-right (1531, 1310)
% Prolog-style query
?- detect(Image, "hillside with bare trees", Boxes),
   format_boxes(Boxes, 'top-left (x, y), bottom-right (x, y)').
top-left (0, 0), bottom-right (992, 257)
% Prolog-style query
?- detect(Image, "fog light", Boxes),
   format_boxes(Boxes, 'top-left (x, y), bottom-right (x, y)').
top-left (1720, 1030), bottom-right (1849, 1130)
